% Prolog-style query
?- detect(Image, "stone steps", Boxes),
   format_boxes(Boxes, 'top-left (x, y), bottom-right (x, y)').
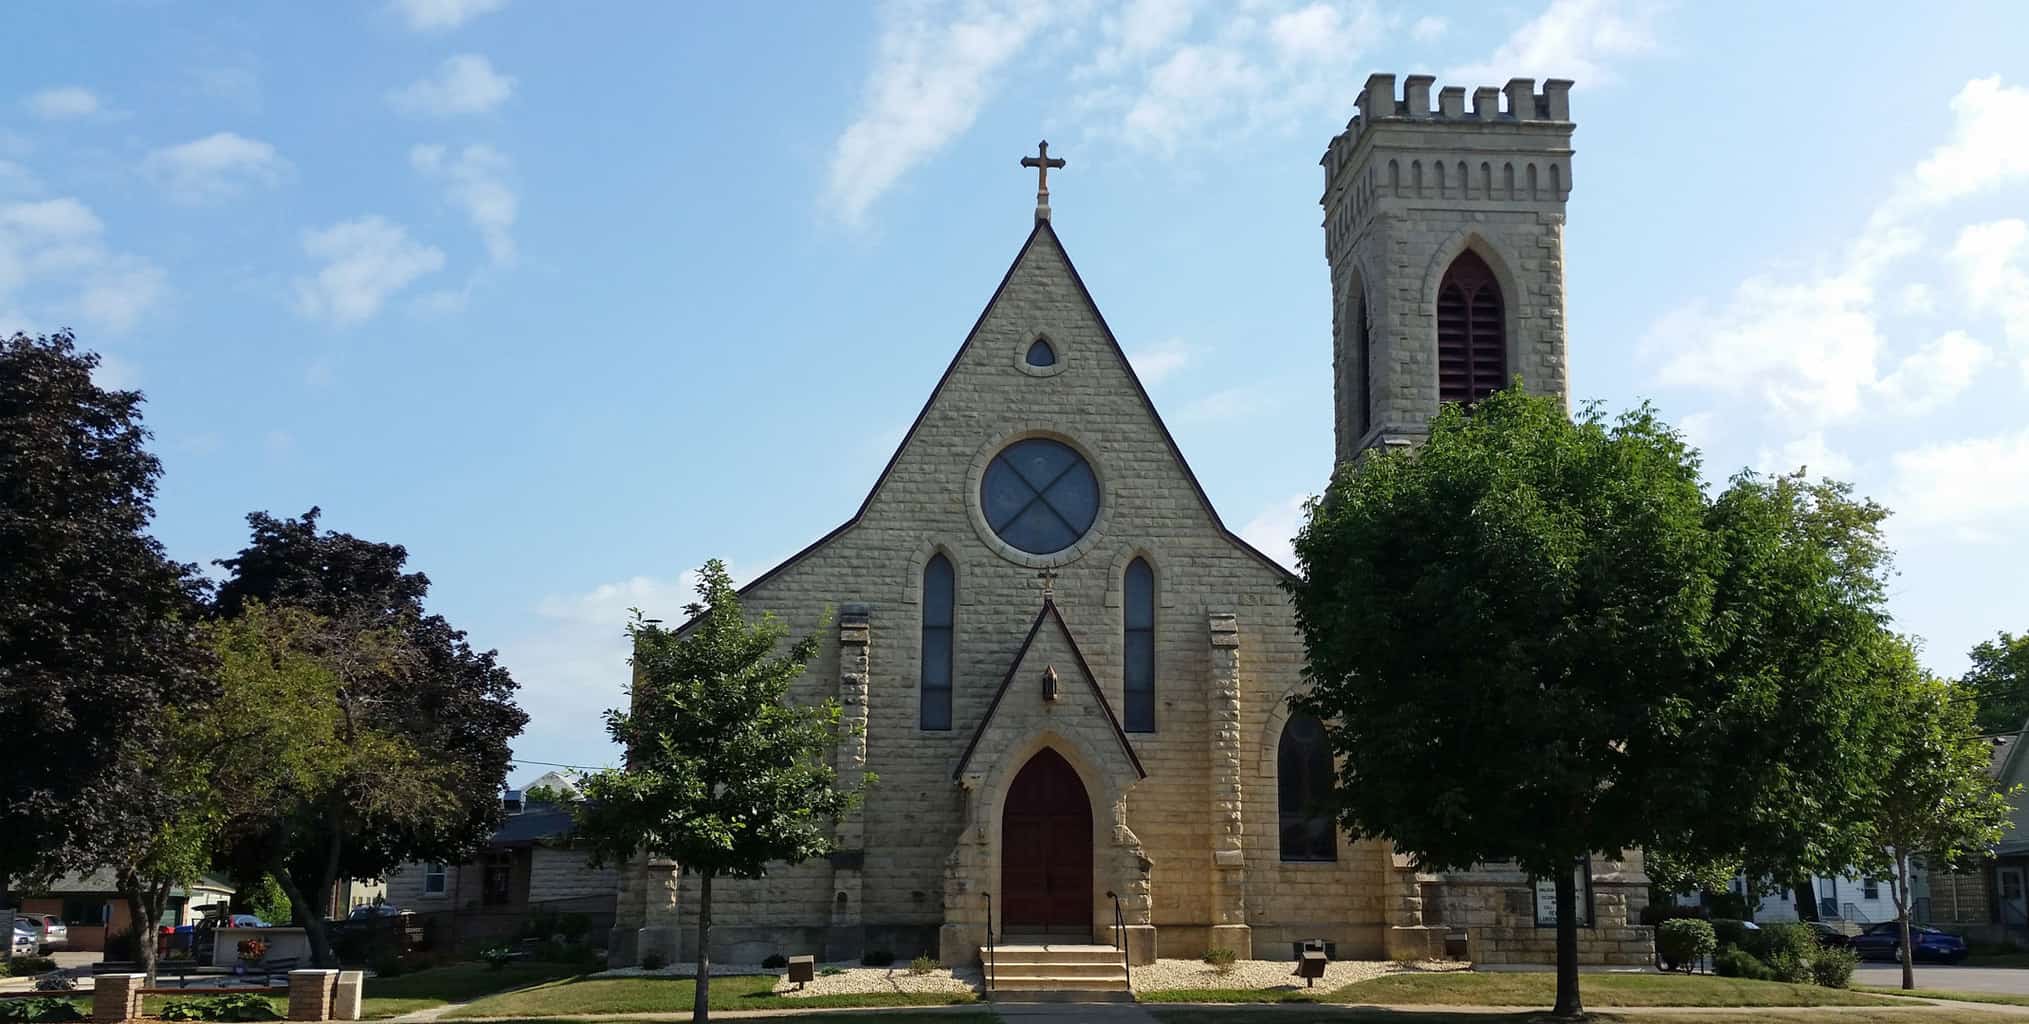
top-left (983, 943), bottom-right (1130, 1001)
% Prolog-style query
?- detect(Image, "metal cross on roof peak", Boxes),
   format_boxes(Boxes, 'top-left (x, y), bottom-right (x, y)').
top-left (1020, 140), bottom-right (1066, 222)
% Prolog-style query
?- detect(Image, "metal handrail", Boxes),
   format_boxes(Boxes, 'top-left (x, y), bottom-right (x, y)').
top-left (983, 892), bottom-right (996, 998)
top-left (1107, 890), bottom-right (1131, 990)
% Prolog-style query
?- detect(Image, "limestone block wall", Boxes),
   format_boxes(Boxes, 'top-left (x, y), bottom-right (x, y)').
top-left (1434, 855), bottom-right (1653, 966)
top-left (529, 847), bottom-right (618, 903)
top-left (638, 223), bottom-right (1323, 964)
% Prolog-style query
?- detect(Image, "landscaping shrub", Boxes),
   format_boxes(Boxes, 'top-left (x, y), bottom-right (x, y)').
top-left (761, 954), bottom-right (789, 969)
top-left (1201, 947), bottom-right (1238, 974)
top-left (1, 956), bottom-right (57, 977)
top-left (1640, 901), bottom-right (1710, 927)
top-left (1812, 946), bottom-right (1858, 988)
top-left (819, 966), bottom-right (843, 977)
top-left (557, 913), bottom-right (591, 943)
top-left (909, 954), bottom-right (936, 976)
top-left (529, 940), bottom-right (601, 967)
top-left (639, 951), bottom-right (668, 971)
top-left (34, 973), bottom-right (76, 992)
top-left (479, 945), bottom-right (516, 970)
top-left (156, 995), bottom-right (281, 1022)
top-left (368, 952), bottom-right (405, 979)
top-left (861, 950), bottom-right (895, 967)
top-left (1710, 920), bottom-right (1763, 958)
top-left (1713, 945), bottom-right (1774, 980)
top-left (1657, 919), bottom-right (1717, 972)
top-left (1761, 923), bottom-right (1816, 984)
top-left (0, 997), bottom-right (84, 1022)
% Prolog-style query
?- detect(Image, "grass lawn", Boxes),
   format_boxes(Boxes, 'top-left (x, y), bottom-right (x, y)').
top-left (444, 973), bottom-right (977, 1018)
top-left (1329, 971), bottom-right (1900, 1007)
top-left (1856, 985), bottom-right (2029, 1007)
top-left (1153, 1009), bottom-right (2016, 1024)
top-left (360, 962), bottom-right (593, 1018)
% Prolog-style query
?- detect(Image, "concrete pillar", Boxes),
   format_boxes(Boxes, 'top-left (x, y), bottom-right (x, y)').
top-left (636, 859), bottom-right (682, 966)
top-left (1206, 612), bottom-right (1252, 959)
top-left (826, 603), bottom-right (872, 961)
top-left (331, 971), bottom-right (364, 1021)
top-left (92, 973), bottom-right (144, 1023)
top-left (286, 970), bottom-right (338, 1022)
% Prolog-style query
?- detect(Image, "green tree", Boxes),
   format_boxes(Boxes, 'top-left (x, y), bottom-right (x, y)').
top-left (1964, 631), bottom-right (2029, 735)
top-left (210, 510), bottom-right (526, 965)
top-left (1288, 389), bottom-right (1892, 1018)
top-left (0, 331), bottom-right (212, 959)
top-left (206, 603), bottom-right (462, 966)
top-left (572, 561), bottom-right (866, 1023)
top-left (1854, 637), bottom-right (2015, 990)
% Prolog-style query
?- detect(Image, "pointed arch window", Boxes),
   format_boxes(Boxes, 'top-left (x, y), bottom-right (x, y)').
top-left (1278, 712), bottom-right (1337, 862)
top-left (1356, 294), bottom-right (1372, 438)
top-left (1025, 338), bottom-right (1057, 367)
top-left (1436, 250), bottom-right (1506, 405)
top-left (1123, 557), bottom-right (1155, 732)
top-left (921, 554), bottom-right (954, 730)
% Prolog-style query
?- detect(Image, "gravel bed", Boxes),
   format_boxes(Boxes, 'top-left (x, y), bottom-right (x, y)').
top-left (1130, 957), bottom-right (1466, 993)
top-left (771, 962), bottom-right (981, 998)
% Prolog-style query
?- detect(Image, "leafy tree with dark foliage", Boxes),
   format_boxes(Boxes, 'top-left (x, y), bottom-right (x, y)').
top-left (1288, 388), bottom-right (1894, 1019)
top-left (572, 561), bottom-right (864, 1024)
top-left (0, 331), bottom-right (212, 950)
top-left (209, 509), bottom-right (526, 965)
top-left (1964, 631), bottom-right (2029, 735)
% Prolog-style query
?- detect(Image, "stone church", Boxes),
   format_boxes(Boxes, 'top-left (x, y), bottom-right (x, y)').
top-left (610, 73), bottom-right (1651, 970)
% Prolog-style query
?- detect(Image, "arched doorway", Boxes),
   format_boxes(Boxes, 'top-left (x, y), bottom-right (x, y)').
top-left (1000, 747), bottom-right (1093, 937)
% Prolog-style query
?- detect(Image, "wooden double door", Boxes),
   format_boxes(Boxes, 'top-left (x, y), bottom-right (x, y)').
top-left (1000, 748), bottom-right (1093, 936)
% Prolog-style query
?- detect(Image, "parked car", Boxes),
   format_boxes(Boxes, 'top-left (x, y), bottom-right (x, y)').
top-left (36, 915), bottom-right (67, 953)
top-left (11, 918), bottom-right (36, 958)
top-left (345, 904), bottom-right (403, 921)
top-left (1850, 922), bottom-right (1969, 963)
top-left (221, 914), bottom-right (270, 928)
top-left (1802, 921), bottom-right (1850, 949)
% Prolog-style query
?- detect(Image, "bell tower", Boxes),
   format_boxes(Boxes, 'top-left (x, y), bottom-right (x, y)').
top-left (1321, 73), bottom-right (1577, 464)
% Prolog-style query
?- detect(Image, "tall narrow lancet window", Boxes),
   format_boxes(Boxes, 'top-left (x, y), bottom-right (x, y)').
top-left (1123, 558), bottom-right (1155, 732)
top-left (1355, 295), bottom-right (1372, 438)
top-left (1436, 250), bottom-right (1506, 406)
top-left (1278, 712), bottom-right (1337, 862)
top-left (920, 554), bottom-right (954, 731)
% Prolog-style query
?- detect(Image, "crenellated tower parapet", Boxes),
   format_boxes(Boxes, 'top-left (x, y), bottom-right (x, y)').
top-left (1321, 73), bottom-right (1576, 464)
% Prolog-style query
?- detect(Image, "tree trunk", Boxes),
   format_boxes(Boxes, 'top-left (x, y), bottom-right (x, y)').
top-left (120, 881), bottom-right (163, 988)
top-left (274, 868), bottom-right (335, 968)
top-left (1895, 853), bottom-right (1916, 991)
top-left (694, 871), bottom-right (713, 1024)
top-left (1792, 879), bottom-right (1820, 922)
top-left (1553, 865), bottom-right (1582, 1018)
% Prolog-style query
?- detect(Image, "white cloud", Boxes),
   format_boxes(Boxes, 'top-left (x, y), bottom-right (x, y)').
top-left (1447, 0), bottom-right (1661, 87)
top-left (1126, 337), bottom-right (1195, 383)
top-left (388, 54), bottom-right (514, 116)
top-left (1951, 219), bottom-right (2029, 375)
top-left (411, 143), bottom-right (517, 265)
top-left (1897, 282), bottom-right (1937, 315)
top-left (1908, 77), bottom-right (2029, 206)
top-left (1089, 0), bottom-right (1196, 70)
top-left (1888, 425), bottom-right (2029, 540)
top-left (1754, 432), bottom-right (1855, 481)
top-left (391, 0), bottom-right (507, 31)
top-left (293, 216), bottom-right (445, 325)
top-left (1875, 330), bottom-right (1993, 413)
top-left (826, 1), bottom-right (1060, 225)
top-left (1409, 16), bottom-right (1447, 42)
top-left (1122, 45), bottom-right (1266, 154)
top-left (24, 86), bottom-right (99, 120)
top-left (1239, 493), bottom-right (1308, 572)
top-left (142, 132), bottom-right (290, 204)
top-left (0, 197), bottom-right (165, 333)
top-left (497, 570), bottom-right (711, 766)
top-left (1645, 267), bottom-right (1884, 423)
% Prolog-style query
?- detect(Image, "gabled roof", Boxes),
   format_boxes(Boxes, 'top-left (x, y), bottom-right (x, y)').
top-left (952, 596), bottom-right (1145, 781)
top-left (699, 218), bottom-right (1294, 623)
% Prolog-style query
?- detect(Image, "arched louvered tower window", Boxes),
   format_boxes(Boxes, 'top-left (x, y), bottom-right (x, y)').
top-left (1355, 294), bottom-right (1372, 438)
top-left (920, 554), bottom-right (954, 730)
top-left (1123, 557), bottom-right (1155, 733)
top-left (1278, 712), bottom-right (1337, 862)
top-left (1436, 250), bottom-right (1506, 405)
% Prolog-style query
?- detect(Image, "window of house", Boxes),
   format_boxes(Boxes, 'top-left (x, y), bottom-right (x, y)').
top-left (1863, 877), bottom-right (1880, 900)
top-left (921, 553), bottom-right (954, 731)
top-left (1436, 250), bottom-right (1506, 405)
top-left (1025, 338), bottom-right (1056, 367)
top-left (422, 863), bottom-right (447, 896)
top-left (60, 897), bottom-right (107, 926)
top-left (481, 853), bottom-right (513, 906)
top-left (1278, 712), bottom-right (1337, 862)
top-left (1123, 558), bottom-right (1155, 732)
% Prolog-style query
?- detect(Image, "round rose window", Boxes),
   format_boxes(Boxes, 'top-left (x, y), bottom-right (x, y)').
top-left (979, 438), bottom-right (1099, 555)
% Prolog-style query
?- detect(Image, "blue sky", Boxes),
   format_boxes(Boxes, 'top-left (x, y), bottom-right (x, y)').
top-left (7, 1), bottom-right (2028, 781)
